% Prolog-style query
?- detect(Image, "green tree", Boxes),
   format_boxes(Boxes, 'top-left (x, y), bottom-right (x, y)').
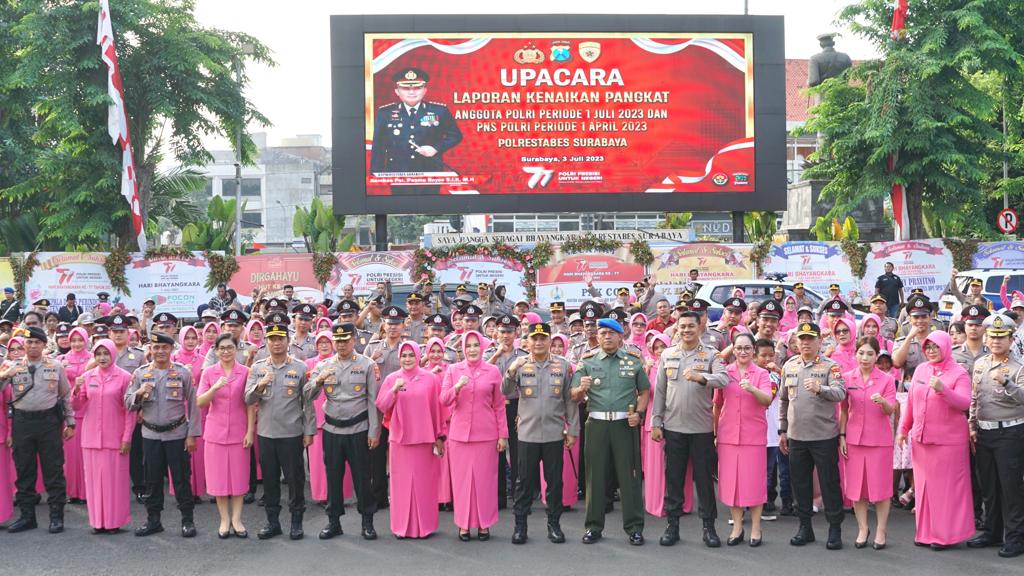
top-left (658, 212), bottom-right (693, 229)
top-left (181, 195), bottom-right (246, 252)
top-left (293, 197), bottom-right (355, 253)
top-left (386, 215), bottom-right (436, 245)
top-left (800, 0), bottom-right (1024, 239)
top-left (0, 0), bottom-right (272, 251)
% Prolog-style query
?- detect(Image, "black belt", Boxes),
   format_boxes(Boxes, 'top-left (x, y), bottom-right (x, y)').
top-left (142, 415), bottom-right (187, 433)
top-left (324, 411), bottom-right (369, 429)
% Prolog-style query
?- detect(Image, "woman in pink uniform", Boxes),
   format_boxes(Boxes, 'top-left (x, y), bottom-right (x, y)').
top-left (714, 332), bottom-right (773, 547)
top-left (423, 337), bottom-right (454, 509)
top-left (643, 333), bottom-right (671, 516)
top-left (896, 330), bottom-right (974, 550)
top-left (76, 339), bottom-right (135, 533)
top-left (199, 322), bottom-right (220, 359)
top-left (0, 376), bottom-right (13, 523)
top-left (305, 330), bottom-right (342, 505)
top-left (197, 333), bottom-right (254, 538)
top-left (840, 337), bottom-right (896, 549)
top-left (859, 314), bottom-right (893, 354)
top-left (375, 341), bottom-right (445, 539)
top-left (173, 325), bottom-right (206, 503)
top-left (440, 331), bottom-right (507, 541)
top-left (62, 327), bottom-right (93, 503)
top-left (779, 296), bottom-right (799, 334)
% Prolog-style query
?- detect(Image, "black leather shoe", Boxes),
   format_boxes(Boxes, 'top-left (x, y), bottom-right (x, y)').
top-left (256, 496), bottom-right (265, 507)
top-left (243, 492), bottom-right (255, 504)
top-left (779, 503), bottom-right (795, 516)
top-left (628, 532), bottom-right (644, 546)
top-left (361, 517), bottom-right (377, 541)
top-left (48, 517), bottom-right (64, 534)
top-left (8, 515), bottom-right (37, 533)
top-left (702, 521), bottom-right (721, 548)
top-left (581, 530), bottom-right (602, 544)
top-left (512, 518), bottom-right (528, 544)
top-left (289, 521), bottom-right (304, 540)
top-left (998, 541), bottom-right (1024, 558)
top-left (134, 521), bottom-right (164, 537)
top-left (477, 529), bottom-right (490, 541)
top-left (966, 533), bottom-right (1001, 548)
top-left (826, 525), bottom-right (842, 550)
top-left (931, 543), bottom-right (951, 551)
top-left (855, 530), bottom-right (870, 549)
top-left (181, 521), bottom-right (196, 538)
top-left (458, 530), bottom-right (472, 542)
top-left (872, 541), bottom-right (886, 550)
top-left (257, 523), bottom-right (282, 540)
top-left (319, 521), bottom-right (342, 540)
top-left (727, 530), bottom-right (745, 546)
top-left (218, 530), bottom-right (231, 539)
top-left (92, 527), bottom-right (107, 535)
top-left (790, 522), bottom-right (815, 546)
top-left (547, 522), bottom-right (565, 544)
top-left (749, 536), bottom-right (762, 547)
top-left (660, 523), bottom-right (680, 546)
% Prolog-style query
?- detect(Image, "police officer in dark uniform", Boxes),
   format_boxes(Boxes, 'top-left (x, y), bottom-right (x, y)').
top-left (337, 300), bottom-right (373, 355)
top-left (2, 327), bottom-right (75, 533)
top-left (370, 67), bottom-right (463, 195)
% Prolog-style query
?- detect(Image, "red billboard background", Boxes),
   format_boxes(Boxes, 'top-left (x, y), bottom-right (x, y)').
top-left (365, 34), bottom-right (754, 196)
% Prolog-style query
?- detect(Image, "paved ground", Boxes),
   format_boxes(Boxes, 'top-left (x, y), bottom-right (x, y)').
top-left (0, 492), bottom-right (1019, 576)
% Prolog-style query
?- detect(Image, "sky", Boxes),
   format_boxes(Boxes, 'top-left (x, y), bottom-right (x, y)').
top-left (193, 0), bottom-right (881, 149)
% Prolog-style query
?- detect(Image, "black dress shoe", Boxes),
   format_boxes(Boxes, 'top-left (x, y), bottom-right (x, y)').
top-left (257, 523), bottom-right (282, 540)
top-left (233, 529), bottom-right (248, 539)
top-left (458, 530), bottom-right (472, 542)
top-left (92, 527), bottom-right (107, 535)
top-left (289, 524), bottom-right (304, 540)
top-left (512, 519), bottom-right (528, 544)
top-left (181, 521), bottom-right (197, 538)
top-left (872, 541), bottom-right (886, 550)
top-left (931, 543), bottom-right (951, 551)
top-left (218, 530), bottom-right (231, 539)
top-left (660, 523), bottom-right (680, 546)
top-left (243, 492), bottom-right (255, 504)
top-left (134, 521), bottom-right (164, 537)
top-left (547, 522), bottom-right (565, 544)
top-left (790, 523), bottom-right (815, 546)
top-left (779, 503), bottom-right (795, 516)
top-left (966, 533), bottom-right (1001, 548)
top-left (629, 532), bottom-right (644, 546)
top-left (749, 536), bottom-right (762, 547)
top-left (855, 530), bottom-right (870, 549)
top-left (477, 529), bottom-right (490, 541)
top-left (319, 522), bottom-right (343, 540)
top-left (361, 517), bottom-right (377, 540)
top-left (48, 517), bottom-right (64, 534)
top-left (914, 541), bottom-right (929, 547)
top-left (134, 492), bottom-right (146, 505)
top-left (727, 530), bottom-right (745, 546)
top-left (703, 522), bottom-right (721, 548)
top-left (581, 530), bottom-right (602, 544)
top-left (826, 525), bottom-right (842, 550)
top-left (256, 496), bottom-right (265, 507)
top-left (998, 541), bottom-right (1024, 558)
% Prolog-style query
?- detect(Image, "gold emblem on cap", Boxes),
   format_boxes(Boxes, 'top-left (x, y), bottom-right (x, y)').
top-left (994, 317), bottom-right (1005, 328)
top-left (802, 323), bottom-right (811, 331)
top-left (405, 70), bottom-right (417, 80)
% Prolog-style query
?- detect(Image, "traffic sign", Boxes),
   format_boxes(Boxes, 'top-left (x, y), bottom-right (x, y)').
top-left (997, 208), bottom-right (1019, 234)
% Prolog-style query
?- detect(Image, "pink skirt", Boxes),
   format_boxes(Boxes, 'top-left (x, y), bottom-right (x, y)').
top-left (82, 448), bottom-right (131, 529)
top-left (389, 442), bottom-right (440, 538)
top-left (448, 440), bottom-right (499, 530)
top-left (188, 436), bottom-right (206, 498)
top-left (204, 442), bottom-right (249, 497)
top-left (912, 441), bottom-right (974, 545)
top-left (0, 445), bottom-right (12, 523)
top-left (64, 416), bottom-right (86, 499)
top-left (845, 444), bottom-right (894, 502)
top-left (718, 443), bottom-right (767, 508)
top-left (438, 439), bottom-right (453, 505)
top-left (541, 440), bottom-right (580, 508)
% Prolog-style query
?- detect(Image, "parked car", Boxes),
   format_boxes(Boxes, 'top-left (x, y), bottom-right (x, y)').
top-left (688, 280), bottom-right (851, 323)
top-left (938, 269), bottom-right (1024, 319)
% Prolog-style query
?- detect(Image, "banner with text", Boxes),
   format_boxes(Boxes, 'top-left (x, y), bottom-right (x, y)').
top-left (972, 242), bottom-right (1024, 269)
top-left (233, 254), bottom-right (321, 304)
top-left (535, 248), bottom-right (644, 307)
top-left (432, 254), bottom-right (528, 303)
top-left (649, 244), bottom-right (753, 298)
top-left (24, 252), bottom-right (114, 310)
top-left (764, 242), bottom-right (856, 296)
top-left (860, 239), bottom-right (953, 301)
top-left (326, 251), bottom-right (416, 296)
top-left (122, 253), bottom-right (216, 316)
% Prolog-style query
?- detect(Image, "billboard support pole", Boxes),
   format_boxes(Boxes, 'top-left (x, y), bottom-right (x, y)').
top-left (732, 211), bottom-right (745, 243)
top-left (375, 214), bottom-right (388, 251)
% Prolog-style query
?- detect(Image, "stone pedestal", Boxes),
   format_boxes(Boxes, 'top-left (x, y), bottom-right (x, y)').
top-left (781, 180), bottom-right (891, 242)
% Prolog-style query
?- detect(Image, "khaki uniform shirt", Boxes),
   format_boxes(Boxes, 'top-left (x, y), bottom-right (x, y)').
top-left (969, 355), bottom-right (1024, 432)
top-left (502, 355), bottom-right (579, 443)
top-left (779, 355), bottom-right (846, 441)
top-left (651, 344), bottom-right (728, 433)
top-left (125, 362), bottom-right (200, 440)
top-left (307, 354), bottom-right (381, 439)
top-left (4, 358), bottom-right (74, 425)
top-left (244, 356), bottom-right (314, 438)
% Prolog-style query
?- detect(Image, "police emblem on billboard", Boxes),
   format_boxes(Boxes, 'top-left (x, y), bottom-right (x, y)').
top-left (712, 173), bottom-right (729, 186)
top-left (550, 40), bottom-right (571, 62)
top-left (514, 43), bottom-right (544, 64)
top-left (579, 41), bottom-right (601, 63)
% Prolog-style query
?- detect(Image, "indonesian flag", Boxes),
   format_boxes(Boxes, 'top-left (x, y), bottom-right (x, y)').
top-left (889, 0), bottom-right (910, 239)
top-left (97, 0), bottom-right (147, 251)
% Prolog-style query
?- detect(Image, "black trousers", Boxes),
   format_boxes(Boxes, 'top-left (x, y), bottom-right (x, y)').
top-left (976, 425), bottom-right (1024, 544)
top-left (370, 427), bottom-right (389, 507)
top-left (500, 400), bottom-right (519, 504)
top-left (142, 437), bottom-right (193, 519)
top-left (259, 435), bottom-right (305, 519)
top-left (663, 430), bottom-right (717, 521)
top-left (249, 438), bottom-right (259, 494)
top-left (323, 429), bottom-right (376, 519)
top-left (129, 422), bottom-right (145, 494)
top-left (12, 410), bottom-right (66, 511)
top-left (789, 436), bottom-right (844, 526)
top-left (513, 440), bottom-right (563, 520)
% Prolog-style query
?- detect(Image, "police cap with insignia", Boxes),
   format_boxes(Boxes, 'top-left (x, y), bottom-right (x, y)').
top-left (292, 303), bottom-right (316, 320)
top-left (549, 301), bottom-right (565, 312)
top-left (679, 290), bottom-right (694, 301)
top-left (108, 313), bottom-right (130, 331)
top-left (969, 277), bottom-right (984, 287)
top-left (910, 288), bottom-right (925, 296)
top-left (772, 285), bottom-right (785, 295)
top-left (407, 292), bottom-right (424, 303)
top-left (154, 312), bottom-right (178, 326)
top-left (793, 283), bottom-right (806, 290)
top-left (461, 304), bottom-right (483, 319)
top-left (265, 323), bottom-right (289, 339)
top-left (581, 307), bottom-right (600, 323)
top-left (688, 299), bottom-right (710, 315)
top-left (221, 309), bottom-right (248, 325)
top-left (725, 297), bottom-right (747, 312)
top-left (795, 322), bottom-right (821, 338)
top-left (961, 305), bottom-right (990, 326)
top-left (332, 322), bottom-right (355, 342)
top-left (870, 294), bottom-right (887, 304)
top-left (427, 314), bottom-right (450, 329)
top-left (149, 332), bottom-right (176, 346)
top-left (496, 314), bottom-right (520, 331)
top-left (907, 296), bottom-right (931, 316)
top-left (616, 287), bottom-right (630, 296)
top-left (336, 299), bottom-right (360, 315)
top-left (829, 283), bottom-right (841, 291)
top-left (92, 324), bottom-right (109, 337)
top-left (984, 314), bottom-right (1013, 337)
top-left (758, 299), bottom-right (782, 319)
top-left (604, 308), bottom-right (627, 323)
top-left (33, 298), bottom-right (50, 307)
top-left (25, 326), bottom-right (48, 342)
top-left (382, 305), bottom-right (408, 324)
top-left (264, 311), bottom-right (290, 326)
top-left (674, 299), bottom-right (690, 311)
top-left (527, 322), bottom-right (551, 338)
top-left (455, 284), bottom-right (468, 292)
top-left (267, 298), bottom-right (288, 311)
top-left (393, 67), bottom-right (429, 87)
top-left (56, 322), bottom-right (72, 337)
top-left (632, 281), bottom-right (646, 290)
top-left (579, 300), bottom-right (603, 318)
top-left (826, 299), bottom-right (849, 315)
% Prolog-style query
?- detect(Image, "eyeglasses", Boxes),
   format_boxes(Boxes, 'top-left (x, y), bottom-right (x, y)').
top-left (733, 345), bottom-right (754, 352)
top-left (834, 329), bottom-right (851, 335)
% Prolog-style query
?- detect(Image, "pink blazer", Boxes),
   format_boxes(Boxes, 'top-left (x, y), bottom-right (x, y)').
top-left (77, 366), bottom-right (135, 450)
top-left (376, 368), bottom-right (444, 445)
top-left (439, 361), bottom-right (508, 443)
top-left (197, 362), bottom-right (251, 445)
top-left (842, 368), bottom-right (897, 447)
top-left (899, 366), bottom-right (971, 446)
top-left (714, 363), bottom-right (772, 446)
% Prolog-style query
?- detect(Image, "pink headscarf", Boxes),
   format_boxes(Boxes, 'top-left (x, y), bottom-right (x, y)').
top-left (315, 317), bottom-right (333, 333)
top-left (460, 330), bottom-right (486, 367)
top-left (779, 296), bottom-right (799, 333)
top-left (859, 313), bottom-right (893, 354)
top-left (96, 302), bottom-right (112, 316)
top-left (200, 322), bottom-right (221, 356)
top-left (91, 339), bottom-right (119, 375)
top-left (920, 331), bottom-right (963, 378)
top-left (245, 319), bottom-right (265, 348)
top-left (173, 326), bottom-right (200, 364)
top-left (423, 337), bottom-right (448, 370)
top-left (397, 341), bottom-right (423, 378)
top-left (314, 330), bottom-right (334, 360)
top-left (63, 327), bottom-right (93, 365)
top-left (522, 312), bottom-right (542, 325)
top-left (628, 313), bottom-right (648, 348)
top-left (830, 316), bottom-right (858, 373)
top-left (550, 333), bottom-right (570, 356)
top-left (7, 336), bottom-right (25, 356)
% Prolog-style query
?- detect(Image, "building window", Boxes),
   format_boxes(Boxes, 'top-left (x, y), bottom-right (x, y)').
top-left (222, 177), bottom-right (262, 197)
top-left (204, 178), bottom-right (214, 196)
top-left (242, 211), bottom-right (262, 229)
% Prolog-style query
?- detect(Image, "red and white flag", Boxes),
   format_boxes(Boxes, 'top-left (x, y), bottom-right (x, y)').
top-left (97, 0), bottom-right (146, 251)
top-left (889, 0), bottom-right (910, 239)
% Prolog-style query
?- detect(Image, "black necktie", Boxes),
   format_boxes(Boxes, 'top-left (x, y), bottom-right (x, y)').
top-left (408, 106), bottom-right (416, 118)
